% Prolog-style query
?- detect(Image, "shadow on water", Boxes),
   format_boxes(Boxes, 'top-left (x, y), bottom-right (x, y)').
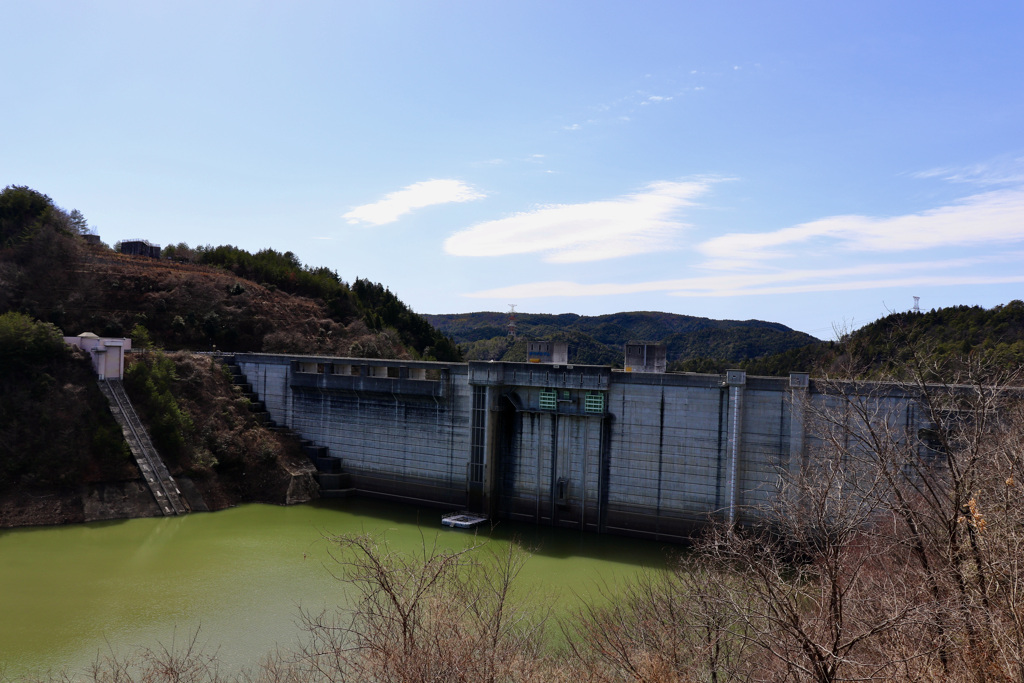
top-left (307, 497), bottom-right (687, 569)
top-left (0, 514), bottom-right (134, 540)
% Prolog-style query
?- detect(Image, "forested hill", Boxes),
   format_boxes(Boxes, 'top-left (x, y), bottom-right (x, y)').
top-left (0, 185), bottom-right (459, 360)
top-left (676, 302), bottom-right (1024, 377)
top-left (425, 311), bottom-right (819, 366)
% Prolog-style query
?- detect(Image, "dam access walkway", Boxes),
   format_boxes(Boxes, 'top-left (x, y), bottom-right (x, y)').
top-left (99, 379), bottom-right (188, 516)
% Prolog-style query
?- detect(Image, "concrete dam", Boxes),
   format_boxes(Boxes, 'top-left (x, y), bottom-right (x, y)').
top-left (231, 352), bottom-right (923, 541)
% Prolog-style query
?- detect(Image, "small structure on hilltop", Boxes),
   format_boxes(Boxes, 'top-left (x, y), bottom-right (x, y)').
top-left (624, 341), bottom-right (667, 373)
top-left (64, 332), bottom-right (132, 380)
top-left (120, 239), bottom-right (161, 258)
top-left (527, 340), bottom-right (569, 364)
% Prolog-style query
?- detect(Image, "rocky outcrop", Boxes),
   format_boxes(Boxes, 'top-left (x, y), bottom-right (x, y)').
top-left (81, 481), bottom-right (163, 521)
top-left (0, 482), bottom-right (161, 528)
top-left (284, 461), bottom-right (320, 505)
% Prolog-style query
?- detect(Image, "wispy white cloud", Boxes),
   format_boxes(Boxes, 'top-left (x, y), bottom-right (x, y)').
top-left (444, 180), bottom-right (717, 263)
top-left (673, 273), bottom-right (1024, 297)
top-left (344, 179), bottom-right (485, 226)
top-left (462, 183), bottom-right (1024, 301)
top-left (699, 188), bottom-right (1024, 264)
top-left (465, 255), bottom-right (1024, 299)
top-left (911, 157), bottom-right (1024, 186)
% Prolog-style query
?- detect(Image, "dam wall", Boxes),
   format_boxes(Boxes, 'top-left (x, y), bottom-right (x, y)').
top-left (233, 353), bottom-right (925, 541)
top-left (235, 354), bottom-right (473, 506)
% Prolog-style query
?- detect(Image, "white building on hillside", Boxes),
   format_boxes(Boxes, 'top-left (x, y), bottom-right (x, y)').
top-left (64, 332), bottom-right (132, 380)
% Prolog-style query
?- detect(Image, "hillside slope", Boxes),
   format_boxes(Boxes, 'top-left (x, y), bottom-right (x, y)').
top-left (674, 302), bottom-right (1024, 377)
top-left (0, 185), bottom-right (459, 360)
top-left (0, 311), bottom-right (317, 527)
top-left (0, 185), bottom-right (455, 526)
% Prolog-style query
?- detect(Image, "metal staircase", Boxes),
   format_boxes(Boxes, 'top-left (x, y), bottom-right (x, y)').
top-left (100, 379), bottom-right (188, 516)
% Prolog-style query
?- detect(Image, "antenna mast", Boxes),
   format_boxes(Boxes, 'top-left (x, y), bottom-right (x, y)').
top-left (507, 304), bottom-right (518, 338)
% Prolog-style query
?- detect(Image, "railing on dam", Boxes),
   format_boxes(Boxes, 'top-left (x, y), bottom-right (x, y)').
top-left (289, 359), bottom-right (456, 399)
top-left (468, 361), bottom-right (611, 391)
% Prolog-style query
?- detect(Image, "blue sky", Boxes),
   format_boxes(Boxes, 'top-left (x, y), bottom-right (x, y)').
top-left (4, 2), bottom-right (1023, 339)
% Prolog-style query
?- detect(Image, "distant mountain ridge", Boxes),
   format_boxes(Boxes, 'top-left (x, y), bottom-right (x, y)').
top-left (425, 311), bottom-right (820, 366)
top-left (728, 301), bottom-right (1024, 378)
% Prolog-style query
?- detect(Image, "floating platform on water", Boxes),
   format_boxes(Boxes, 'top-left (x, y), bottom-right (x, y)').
top-left (441, 511), bottom-right (489, 529)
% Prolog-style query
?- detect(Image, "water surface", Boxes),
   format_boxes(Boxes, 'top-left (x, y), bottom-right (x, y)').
top-left (0, 499), bottom-right (678, 677)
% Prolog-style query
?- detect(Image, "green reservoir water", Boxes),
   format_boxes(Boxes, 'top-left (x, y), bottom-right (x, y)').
top-left (1, 499), bottom-right (678, 677)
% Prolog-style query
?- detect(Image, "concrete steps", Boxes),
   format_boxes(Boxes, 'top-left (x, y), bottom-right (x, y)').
top-left (221, 357), bottom-right (273, 424)
top-left (220, 355), bottom-right (351, 498)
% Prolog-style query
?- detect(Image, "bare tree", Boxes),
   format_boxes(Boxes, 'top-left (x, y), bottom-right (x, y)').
top-left (287, 532), bottom-right (551, 683)
top-left (803, 354), bottom-right (1024, 681)
top-left (568, 563), bottom-right (755, 683)
top-left (700, 439), bottom-right (932, 683)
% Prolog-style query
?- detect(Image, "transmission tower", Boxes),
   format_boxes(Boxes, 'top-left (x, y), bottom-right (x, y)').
top-left (507, 304), bottom-right (518, 338)
top-left (912, 296), bottom-right (921, 313)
